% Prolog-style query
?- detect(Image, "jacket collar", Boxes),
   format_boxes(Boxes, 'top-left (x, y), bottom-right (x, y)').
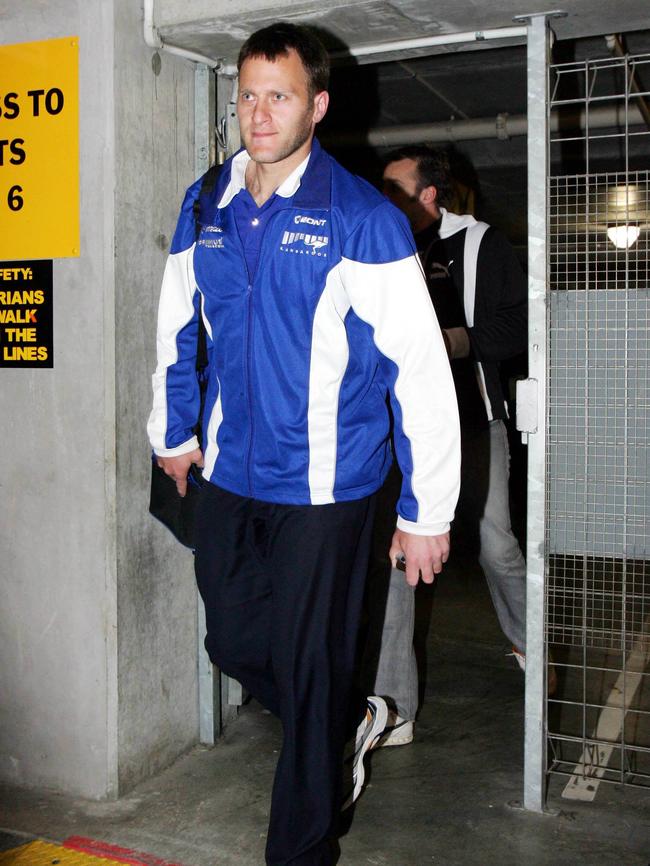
top-left (217, 137), bottom-right (331, 211)
top-left (437, 207), bottom-right (478, 240)
top-left (292, 138), bottom-right (331, 210)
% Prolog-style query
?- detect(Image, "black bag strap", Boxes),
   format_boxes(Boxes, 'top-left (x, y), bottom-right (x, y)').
top-left (192, 163), bottom-right (222, 377)
top-left (193, 162), bottom-right (222, 236)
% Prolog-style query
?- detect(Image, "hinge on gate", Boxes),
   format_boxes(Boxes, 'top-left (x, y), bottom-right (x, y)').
top-left (516, 378), bottom-right (538, 444)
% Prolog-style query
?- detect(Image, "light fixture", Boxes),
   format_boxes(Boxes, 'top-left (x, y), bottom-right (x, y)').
top-left (606, 225), bottom-right (641, 249)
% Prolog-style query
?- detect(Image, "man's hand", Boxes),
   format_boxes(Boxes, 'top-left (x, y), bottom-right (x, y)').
top-left (157, 449), bottom-right (204, 497)
top-left (389, 528), bottom-right (450, 587)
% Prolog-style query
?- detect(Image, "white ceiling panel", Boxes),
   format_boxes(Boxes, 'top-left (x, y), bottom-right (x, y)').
top-left (153, 0), bottom-right (650, 64)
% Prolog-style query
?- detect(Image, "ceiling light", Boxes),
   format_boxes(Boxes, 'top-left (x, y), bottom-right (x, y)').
top-left (607, 225), bottom-right (640, 249)
top-left (609, 184), bottom-right (640, 210)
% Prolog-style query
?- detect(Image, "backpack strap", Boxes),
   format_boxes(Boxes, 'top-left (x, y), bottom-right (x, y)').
top-left (193, 163), bottom-right (222, 240)
top-left (192, 164), bottom-right (222, 376)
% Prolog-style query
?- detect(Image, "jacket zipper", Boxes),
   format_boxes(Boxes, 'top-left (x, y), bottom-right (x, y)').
top-left (245, 278), bottom-right (254, 495)
top-left (239, 209), bottom-right (282, 497)
top-left (237, 206), bottom-right (325, 495)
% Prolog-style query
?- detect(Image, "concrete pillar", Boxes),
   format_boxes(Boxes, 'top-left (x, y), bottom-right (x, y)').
top-left (0, 0), bottom-right (199, 799)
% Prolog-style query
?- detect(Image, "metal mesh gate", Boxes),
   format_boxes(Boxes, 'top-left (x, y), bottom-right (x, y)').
top-left (545, 51), bottom-right (650, 794)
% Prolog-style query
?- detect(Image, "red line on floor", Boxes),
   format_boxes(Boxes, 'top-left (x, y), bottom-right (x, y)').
top-left (62, 836), bottom-right (190, 866)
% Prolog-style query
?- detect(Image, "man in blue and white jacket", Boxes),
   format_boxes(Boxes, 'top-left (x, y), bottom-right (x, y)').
top-left (148, 24), bottom-right (459, 866)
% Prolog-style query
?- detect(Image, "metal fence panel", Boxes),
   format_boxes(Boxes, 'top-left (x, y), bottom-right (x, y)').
top-left (545, 52), bottom-right (650, 795)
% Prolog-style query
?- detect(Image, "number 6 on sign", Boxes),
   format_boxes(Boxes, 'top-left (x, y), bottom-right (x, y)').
top-left (7, 186), bottom-right (23, 212)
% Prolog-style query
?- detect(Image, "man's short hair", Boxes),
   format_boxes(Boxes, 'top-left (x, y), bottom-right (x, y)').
top-left (384, 145), bottom-right (452, 207)
top-left (237, 22), bottom-right (330, 99)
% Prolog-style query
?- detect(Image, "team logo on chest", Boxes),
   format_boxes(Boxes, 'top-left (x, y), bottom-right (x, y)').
top-left (280, 216), bottom-right (329, 257)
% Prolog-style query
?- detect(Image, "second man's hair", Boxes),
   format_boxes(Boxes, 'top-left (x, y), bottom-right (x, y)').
top-left (237, 22), bottom-right (330, 99)
top-left (385, 145), bottom-right (452, 207)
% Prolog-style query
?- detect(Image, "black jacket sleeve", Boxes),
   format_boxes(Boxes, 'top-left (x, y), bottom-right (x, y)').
top-left (467, 227), bottom-right (527, 363)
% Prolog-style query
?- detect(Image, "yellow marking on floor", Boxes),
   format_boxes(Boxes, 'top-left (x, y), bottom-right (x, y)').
top-left (0, 840), bottom-right (126, 865)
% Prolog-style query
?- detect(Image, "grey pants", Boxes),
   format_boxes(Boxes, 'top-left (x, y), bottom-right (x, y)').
top-left (366, 420), bottom-right (526, 720)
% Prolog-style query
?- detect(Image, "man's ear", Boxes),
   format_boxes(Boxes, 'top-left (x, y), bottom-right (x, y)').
top-left (419, 184), bottom-right (438, 206)
top-left (312, 90), bottom-right (329, 124)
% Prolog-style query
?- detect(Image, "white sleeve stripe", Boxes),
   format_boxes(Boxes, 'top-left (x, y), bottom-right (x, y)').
top-left (155, 246), bottom-right (198, 366)
top-left (147, 245), bottom-right (199, 451)
top-left (340, 255), bottom-right (460, 529)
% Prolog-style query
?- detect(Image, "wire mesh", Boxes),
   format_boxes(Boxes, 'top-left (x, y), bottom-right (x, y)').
top-left (545, 51), bottom-right (650, 791)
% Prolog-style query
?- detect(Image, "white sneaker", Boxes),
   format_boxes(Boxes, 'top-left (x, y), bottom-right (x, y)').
top-left (510, 646), bottom-right (526, 671)
top-left (342, 696), bottom-right (388, 810)
top-left (376, 712), bottom-right (414, 748)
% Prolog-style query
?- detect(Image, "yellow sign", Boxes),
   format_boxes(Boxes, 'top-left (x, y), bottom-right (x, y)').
top-left (0, 37), bottom-right (79, 260)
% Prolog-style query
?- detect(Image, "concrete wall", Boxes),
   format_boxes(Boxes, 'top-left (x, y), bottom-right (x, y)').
top-left (113, 0), bottom-right (199, 792)
top-left (0, 0), bottom-right (199, 799)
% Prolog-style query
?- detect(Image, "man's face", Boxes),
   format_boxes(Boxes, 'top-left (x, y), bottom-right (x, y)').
top-left (382, 158), bottom-right (431, 231)
top-left (238, 49), bottom-right (328, 167)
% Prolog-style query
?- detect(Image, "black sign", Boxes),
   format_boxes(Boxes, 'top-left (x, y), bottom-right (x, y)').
top-left (0, 259), bottom-right (53, 367)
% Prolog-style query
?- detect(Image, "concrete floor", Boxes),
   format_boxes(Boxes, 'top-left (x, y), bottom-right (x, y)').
top-left (1, 558), bottom-right (649, 866)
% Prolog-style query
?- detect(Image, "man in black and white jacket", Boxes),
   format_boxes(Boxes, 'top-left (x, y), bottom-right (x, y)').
top-left (365, 145), bottom-right (529, 746)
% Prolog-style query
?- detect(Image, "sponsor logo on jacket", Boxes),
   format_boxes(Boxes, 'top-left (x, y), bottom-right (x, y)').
top-left (198, 225), bottom-right (224, 248)
top-left (427, 261), bottom-right (451, 280)
top-left (280, 230), bottom-right (329, 257)
top-left (294, 215), bottom-right (327, 226)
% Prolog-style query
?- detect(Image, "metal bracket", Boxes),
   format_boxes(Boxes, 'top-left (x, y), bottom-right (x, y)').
top-left (216, 71), bottom-right (240, 161)
top-left (516, 378), bottom-right (539, 444)
top-left (512, 10), bottom-right (568, 25)
top-left (496, 112), bottom-right (510, 140)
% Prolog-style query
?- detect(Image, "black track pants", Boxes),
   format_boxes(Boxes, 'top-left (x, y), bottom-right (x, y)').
top-left (194, 483), bottom-right (377, 866)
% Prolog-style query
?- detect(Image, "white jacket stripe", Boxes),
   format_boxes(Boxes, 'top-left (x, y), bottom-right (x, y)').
top-left (462, 221), bottom-right (494, 420)
top-left (339, 254), bottom-right (460, 533)
top-left (462, 222), bottom-right (489, 328)
top-left (203, 383), bottom-right (223, 479)
top-left (308, 263), bottom-right (350, 504)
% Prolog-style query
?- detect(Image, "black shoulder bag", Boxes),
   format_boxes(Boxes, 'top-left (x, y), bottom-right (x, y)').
top-left (148, 164), bottom-right (221, 549)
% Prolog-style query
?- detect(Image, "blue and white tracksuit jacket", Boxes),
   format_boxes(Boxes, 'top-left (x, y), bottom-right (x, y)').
top-left (147, 140), bottom-right (460, 536)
